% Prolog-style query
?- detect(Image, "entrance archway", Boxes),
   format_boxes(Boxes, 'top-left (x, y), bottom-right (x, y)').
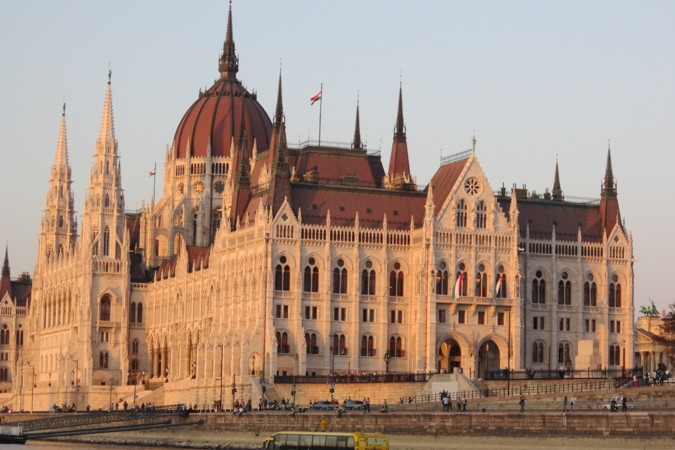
top-left (438, 338), bottom-right (462, 373)
top-left (477, 340), bottom-right (500, 379)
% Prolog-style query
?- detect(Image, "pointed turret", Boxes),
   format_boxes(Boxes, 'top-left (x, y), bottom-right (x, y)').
top-left (600, 143), bottom-right (621, 236)
top-left (266, 71), bottom-right (292, 214)
top-left (97, 71), bottom-right (116, 153)
top-left (352, 99), bottom-right (362, 150)
top-left (0, 246), bottom-right (10, 300)
top-left (386, 84), bottom-right (413, 190)
top-left (219, 1), bottom-right (239, 80)
top-left (551, 158), bottom-right (563, 201)
top-left (37, 104), bottom-right (78, 263)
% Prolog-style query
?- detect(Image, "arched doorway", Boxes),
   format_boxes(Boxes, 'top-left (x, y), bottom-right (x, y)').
top-left (438, 338), bottom-right (462, 373)
top-left (477, 340), bottom-right (500, 379)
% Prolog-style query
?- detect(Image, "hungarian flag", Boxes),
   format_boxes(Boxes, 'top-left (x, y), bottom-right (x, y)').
top-left (493, 274), bottom-right (504, 301)
top-left (452, 272), bottom-right (465, 299)
top-left (149, 167), bottom-right (156, 176)
top-left (310, 90), bottom-right (322, 105)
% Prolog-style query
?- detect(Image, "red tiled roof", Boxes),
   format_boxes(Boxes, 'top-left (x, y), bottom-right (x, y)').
top-left (428, 157), bottom-right (470, 216)
top-left (186, 246), bottom-right (210, 272)
top-left (294, 147), bottom-right (382, 188)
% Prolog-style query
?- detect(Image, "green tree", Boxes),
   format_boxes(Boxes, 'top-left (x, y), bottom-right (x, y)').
top-left (655, 302), bottom-right (675, 365)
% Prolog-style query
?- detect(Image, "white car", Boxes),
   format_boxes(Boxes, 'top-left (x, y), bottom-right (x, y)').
top-left (602, 396), bottom-right (635, 410)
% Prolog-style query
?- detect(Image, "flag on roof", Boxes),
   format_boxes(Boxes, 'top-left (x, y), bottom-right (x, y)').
top-left (310, 90), bottom-right (322, 105)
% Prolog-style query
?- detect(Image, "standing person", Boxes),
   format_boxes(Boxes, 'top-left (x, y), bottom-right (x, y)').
top-left (456, 397), bottom-right (461, 412)
top-left (463, 397), bottom-right (467, 412)
top-left (519, 395), bottom-right (525, 413)
top-left (442, 394), bottom-right (449, 412)
top-left (563, 395), bottom-right (568, 413)
top-left (571, 396), bottom-right (577, 412)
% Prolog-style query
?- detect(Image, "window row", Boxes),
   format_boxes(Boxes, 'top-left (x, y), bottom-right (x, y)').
top-left (445, 262), bottom-right (508, 298)
top-left (277, 331), bottom-right (406, 358)
top-left (0, 325), bottom-right (23, 347)
top-left (456, 199), bottom-right (488, 229)
top-left (129, 302), bottom-right (144, 324)
top-left (531, 342), bottom-right (624, 366)
top-left (438, 309), bottom-right (506, 326)
top-left (531, 271), bottom-right (623, 307)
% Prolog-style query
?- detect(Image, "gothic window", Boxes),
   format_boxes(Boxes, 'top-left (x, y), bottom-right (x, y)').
top-left (137, 303), bottom-right (143, 323)
top-left (304, 332), bottom-right (318, 355)
top-left (104, 194), bottom-right (110, 208)
top-left (131, 358), bottom-right (139, 371)
top-left (130, 303), bottom-right (136, 323)
top-left (92, 227), bottom-right (99, 256)
top-left (609, 344), bottom-right (622, 366)
top-left (475, 264), bottom-right (487, 297)
top-left (103, 226), bottom-right (110, 256)
top-left (532, 341), bottom-right (545, 363)
top-left (435, 262), bottom-right (449, 295)
top-left (212, 208), bottom-right (222, 241)
top-left (609, 275), bottom-right (622, 308)
top-left (132, 339), bottom-right (139, 354)
top-left (0, 325), bottom-right (8, 345)
top-left (58, 215), bottom-right (64, 228)
top-left (100, 295), bottom-right (111, 321)
top-left (558, 271), bottom-right (571, 305)
top-left (332, 334), bottom-right (347, 356)
top-left (495, 265), bottom-right (507, 298)
top-left (389, 336), bottom-right (404, 358)
top-left (275, 256), bottom-right (290, 291)
top-left (332, 258), bottom-right (348, 294)
top-left (303, 257), bottom-right (319, 293)
top-left (455, 262), bottom-right (467, 297)
top-left (475, 200), bottom-right (487, 228)
top-left (276, 331), bottom-right (290, 354)
top-left (584, 274), bottom-right (597, 306)
top-left (389, 262), bottom-right (404, 297)
top-left (361, 335), bottom-right (375, 357)
top-left (456, 199), bottom-right (467, 228)
top-left (361, 260), bottom-right (376, 296)
top-left (192, 210), bottom-right (198, 245)
top-left (532, 270), bottom-right (545, 304)
top-left (16, 330), bottom-right (23, 346)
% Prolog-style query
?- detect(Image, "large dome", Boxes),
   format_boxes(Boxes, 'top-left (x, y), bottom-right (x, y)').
top-left (172, 6), bottom-right (272, 159)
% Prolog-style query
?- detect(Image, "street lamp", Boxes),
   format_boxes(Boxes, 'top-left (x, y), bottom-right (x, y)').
top-left (384, 351), bottom-right (392, 375)
top-left (71, 361), bottom-right (80, 411)
top-left (216, 344), bottom-right (223, 411)
top-left (231, 374), bottom-right (237, 409)
top-left (291, 383), bottom-right (297, 406)
top-left (260, 379), bottom-right (267, 400)
top-left (108, 377), bottom-right (114, 411)
top-left (31, 367), bottom-right (35, 413)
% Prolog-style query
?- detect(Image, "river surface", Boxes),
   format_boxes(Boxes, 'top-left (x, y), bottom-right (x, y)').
top-left (5, 442), bottom-right (183, 450)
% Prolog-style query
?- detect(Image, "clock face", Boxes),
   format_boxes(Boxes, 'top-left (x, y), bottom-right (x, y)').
top-left (464, 177), bottom-right (480, 196)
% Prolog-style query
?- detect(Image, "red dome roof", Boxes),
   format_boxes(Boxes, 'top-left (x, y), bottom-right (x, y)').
top-left (172, 4), bottom-right (272, 159)
top-left (173, 78), bottom-right (272, 159)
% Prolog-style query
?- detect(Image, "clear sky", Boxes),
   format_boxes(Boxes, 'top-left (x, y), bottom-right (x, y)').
top-left (1, 1), bottom-right (674, 313)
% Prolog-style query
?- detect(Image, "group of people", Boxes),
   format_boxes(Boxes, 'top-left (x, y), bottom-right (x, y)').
top-left (440, 390), bottom-right (468, 412)
top-left (561, 395), bottom-right (577, 413)
top-left (609, 396), bottom-right (629, 412)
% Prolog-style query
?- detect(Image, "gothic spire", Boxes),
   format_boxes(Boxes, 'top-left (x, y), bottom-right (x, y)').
top-left (395, 83), bottom-right (405, 138)
top-left (352, 98), bottom-right (362, 150)
top-left (97, 71), bottom-right (116, 152)
top-left (1, 245), bottom-right (8, 279)
top-left (219, 1), bottom-right (239, 79)
top-left (387, 82), bottom-right (412, 187)
top-left (274, 68), bottom-right (284, 125)
top-left (551, 157), bottom-right (563, 200)
top-left (235, 102), bottom-right (250, 185)
top-left (0, 245), bottom-right (10, 300)
top-left (602, 142), bottom-right (616, 196)
top-left (55, 102), bottom-right (69, 167)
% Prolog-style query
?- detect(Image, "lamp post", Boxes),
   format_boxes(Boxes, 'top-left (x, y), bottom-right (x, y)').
top-left (216, 344), bottom-right (223, 411)
top-left (231, 374), bottom-right (237, 409)
top-left (108, 377), bottom-right (114, 411)
top-left (329, 334), bottom-right (335, 377)
top-left (31, 367), bottom-right (35, 413)
top-left (291, 382), bottom-right (297, 406)
top-left (71, 360), bottom-right (80, 411)
top-left (260, 379), bottom-right (267, 400)
top-left (384, 351), bottom-right (392, 375)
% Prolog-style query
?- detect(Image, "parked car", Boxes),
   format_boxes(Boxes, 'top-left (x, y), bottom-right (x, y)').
top-left (310, 400), bottom-right (337, 411)
top-left (602, 396), bottom-right (635, 411)
top-left (344, 400), bottom-right (365, 410)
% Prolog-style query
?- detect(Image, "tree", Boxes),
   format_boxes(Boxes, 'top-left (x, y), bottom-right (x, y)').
top-left (655, 302), bottom-right (675, 366)
top-left (639, 300), bottom-right (660, 317)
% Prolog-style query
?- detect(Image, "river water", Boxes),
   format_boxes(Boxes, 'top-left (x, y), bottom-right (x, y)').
top-left (4, 441), bottom-right (182, 449)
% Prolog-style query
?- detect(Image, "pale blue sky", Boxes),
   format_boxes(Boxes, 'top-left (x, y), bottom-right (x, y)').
top-left (1, 1), bottom-right (673, 312)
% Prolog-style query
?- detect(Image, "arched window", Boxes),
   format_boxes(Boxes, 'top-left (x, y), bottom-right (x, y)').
top-left (304, 332), bottom-right (318, 355)
top-left (456, 199), bottom-right (467, 227)
top-left (361, 335), bottom-right (375, 357)
top-left (274, 256), bottom-right (290, 291)
top-left (303, 257), bottom-right (319, 293)
top-left (454, 262), bottom-right (467, 297)
top-left (474, 264), bottom-right (487, 297)
top-left (132, 339), bottom-right (139, 354)
top-left (435, 262), bottom-right (449, 295)
top-left (0, 325), bottom-right (8, 345)
top-left (332, 334), bottom-right (347, 356)
top-left (584, 274), bottom-right (597, 306)
top-left (276, 331), bottom-right (290, 354)
top-left (609, 275), bottom-right (622, 308)
top-left (389, 336), bottom-right (404, 358)
top-left (100, 295), bottom-right (111, 321)
top-left (475, 200), bottom-right (487, 228)
top-left (532, 270), bottom-right (546, 304)
top-left (130, 303), bottom-right (136, 323)
top-left (332, 258), bottom-right (348, 294)
top-left (103, 226), bottom-right (110, 256)
top-left (104, 194), bottom-right (110, 208)
top-left (131, 358), bottom-right (139, 371)
top-left (495, 266), bottom-right (507, 298)
top-left (532, 341), bottom-right (545, 363)
top-left (92, 227), bottom-right (99, 256)
top-left (558, 272), bottom-right (571, 305)
top-left (609, 344), bottom-right (621, 366)
top-left (137, 303), bottom-right (143, 323)
top-left (389, 262), bottom-right (404, 297)
top-left (361, 260), bottom-right (376, 296)
top-left (58, 215), bottom-right (64, 228)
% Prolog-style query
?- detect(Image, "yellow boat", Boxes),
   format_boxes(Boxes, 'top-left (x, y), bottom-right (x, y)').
top-left (262, 431), bottom-right (389, 450)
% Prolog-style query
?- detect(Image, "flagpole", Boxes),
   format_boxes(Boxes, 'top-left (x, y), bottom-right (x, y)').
top-left (152, 162), bottom-right (156, 204)
top-left (318, 83), bottom-right (323, 147)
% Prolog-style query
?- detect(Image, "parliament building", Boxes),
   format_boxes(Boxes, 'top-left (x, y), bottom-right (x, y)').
top-left (0, 5), bottom-right (635, 410)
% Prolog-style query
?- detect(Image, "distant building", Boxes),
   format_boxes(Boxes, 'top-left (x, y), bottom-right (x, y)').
top-left (635, 314), bottom-right (673, 374)
top-left (6, 4), bottom-right (634, 410)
